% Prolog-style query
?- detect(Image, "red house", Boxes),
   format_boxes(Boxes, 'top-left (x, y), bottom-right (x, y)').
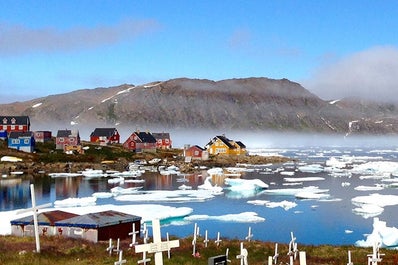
top-left (184, 145), bottom-right (209, 161)
top-left (123, 131), bottom-right (157, 153)
top-left (56, 129), bottom-right (82, 153)
top-left (152, 132), bottom-right (172, 149)
top-left (90, 128), bottom-right (120, 145)
top-left (0, 116), bottom-right (30, 133)
top-left (34, 131), bottom-right (52, 143)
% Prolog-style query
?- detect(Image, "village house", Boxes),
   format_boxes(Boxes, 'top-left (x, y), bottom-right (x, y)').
top-left (152, 132), bottom-right (172, 149)
top-left (54, 210), bottom-right (141, 243)
top-left (123, 131), bottom-right (157, 153)
top-left (205, 135), bottom-right (247, 156)
top-left (10, 210), bottom-right (79, 237)
top-left (33, 131), bottom-right (52, 143)
top-left (184, 145), bottom-right (209, 161)
top-left (55, 129), bottom-right (83, 154)
top-left (89, 128), bottom-right (120, 145)
top-left (0, 116), bottom-right (30, 133)
top-left (8, 131), bottom-right (35, 153)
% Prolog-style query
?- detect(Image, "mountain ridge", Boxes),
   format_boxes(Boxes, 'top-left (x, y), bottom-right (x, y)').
top-left (1, 77), bottom-right (398, 135)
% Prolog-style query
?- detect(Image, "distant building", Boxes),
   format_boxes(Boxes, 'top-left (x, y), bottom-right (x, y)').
top-left (205, 135), bottom-right (247, 156)
top-left (54, 210), bottom-right (142, 243)
top-left (56, 129), bottom-right (82, 153)
top-left (90, 128), bottom-right (120, 145)
top-left (0, 116), bottom-right (30, 133)
top-left (184, 145), bottom-right (209, 161)
top-left (11, 210), bottom-right (79, 237)
top-left (33, 131), bottom-right (52, 143)
top-left (8, 131), bottom-right (35, 153)
top-left (152, 132), bottom-right (172, 149)
top-left (123, 131), bottom-right (157, 153)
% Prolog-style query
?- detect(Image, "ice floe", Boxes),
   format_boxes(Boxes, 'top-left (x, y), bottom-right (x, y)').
top-left (283, 177), bottom-right (325, 182)
top-left (54, 197), bottom-right (97, 207)
top-left (356, 218), bottom-right (398, 249)
top-left (224, 178), bottom-right (269, 191)
top-left (351, 193), bottom-right (398, 218)
top-left (297, 164), bottom-right (323, 173)
top-left (184, 211), bottom-right (265, 223)
top-left (351, 161), bottom-right (398, 176)
top-left (247, 200), bottom-right (297, 210)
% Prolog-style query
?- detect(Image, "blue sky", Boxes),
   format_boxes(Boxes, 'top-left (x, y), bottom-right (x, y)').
top-left (1, 1), bottom-right (398, 103)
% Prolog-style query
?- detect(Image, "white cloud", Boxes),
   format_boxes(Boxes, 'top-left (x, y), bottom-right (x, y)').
top-left (0, 19), bottom-right (159, 55)
top-left (304, 46), bottom-right (398, 102)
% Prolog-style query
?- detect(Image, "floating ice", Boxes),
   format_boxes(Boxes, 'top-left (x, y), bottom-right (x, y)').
top-left (110, 186), bottom-right (143, 195)
top-left (264, 186), bottom-right (327, 196)
top-left (247, 200), bottom-right (297, 210)
top-left (295, 191), bottom-right (330, 200)
top-left (92, 192), bottom-right (113, 198)
top-left (184, 211), bottom-right (265, 223)
top-left (114, 189), bottom-right (218, 203)
top-left (356, 218), bottom-right (398, 249)
top-left (224, 178), bottom-right (269, 191)
top-left (54, 197), bottom-right (97, 207)
top-left (284, 177), bottom-right (325, 182)
top-left (297, 164), bottom-right (323, 173)
top-left (352, 193), bottom-right (398, 208)
top-left (351, 161), bottom-right (398, 175)
top-left (354, 185), bottom-right (384, 191)
top-left (197, 176), bottom-right (223, 194)
top-left (49, 172), bottom-right (82, 178)
top-left (352, 204), bottom-right (384, 219)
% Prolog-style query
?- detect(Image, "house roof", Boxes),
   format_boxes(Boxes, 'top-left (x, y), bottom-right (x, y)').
top-left (8, 131), bottom-right (34, 138)
top-left (135, 132), bottom-right (157, 143)
top-left (188, 145), bottom-right (205, 151)
top-left (55, 210), bottom-right (141, 229)
top-left (235, 141), bottom-right (246, 148)
top-left (10, 210), bottom-right (79, 226)
top-left (152, 132), bottom-right (170, 139)
top-left (57, 130), bottom-right (79, 137)
top-left (0, 116), bottom-right (30, 125)
top-left (90, 128), bottom-right (118, 137)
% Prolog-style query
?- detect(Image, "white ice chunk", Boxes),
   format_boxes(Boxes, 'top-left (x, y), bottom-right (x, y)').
top-left (356, 218), bottom-right (398, 249)
top-left (184, 211), bottom-right (265, 223)
top-left (54, 197), bottom-right (97, 207)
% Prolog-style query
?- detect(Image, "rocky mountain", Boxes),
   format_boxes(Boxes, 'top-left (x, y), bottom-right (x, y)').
top-left (2, 77), bottom-right (398, 135)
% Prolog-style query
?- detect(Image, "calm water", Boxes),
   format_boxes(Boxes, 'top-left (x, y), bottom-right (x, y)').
top-left (2, 146), bottom-right (398, 246)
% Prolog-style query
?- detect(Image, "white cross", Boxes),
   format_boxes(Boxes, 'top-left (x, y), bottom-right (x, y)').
top-left (245, 227), bottom-right (253, 242)
top-left (367, 241), bottom-right (384, 265)
top-left (225, 248), bottom-right (231, 263)
top-left (129, 225), bottom-right (139, 246)
top-left (192, 223), bottom-right (198, 256)
top-left (347, 250), bottom-right (353, 265)
top-left (273, 243), bottom-right (279, 264)
top-left (114, 250), bottom-right (126, 265)
top-left (16, 184), bottom-right (52, 253)
top-left (135, 219), bottom-right (180, 265)
top-left (106, 238), bottom-right (115, 255)
top-left (203, 230), bottom-right (209, 248)
top-left (215, 231), bottom-right (222, 247)
top-left (137, 250), bottom-right (151, 265)
top-left (287, 232), bottom-right (298, 260)
top-left (142, 223), bottom-right (149, 244)
top-left (113, 238), bottom-right (121, 255)
top-left (236, 242), bottom-right (248, 265)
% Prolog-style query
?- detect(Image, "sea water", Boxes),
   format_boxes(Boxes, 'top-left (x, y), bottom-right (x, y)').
top-left (2, 145), bottom-right (398, 246)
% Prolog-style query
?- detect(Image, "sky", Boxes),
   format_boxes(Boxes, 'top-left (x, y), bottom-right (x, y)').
top-left (1, 1), bottom-right (398, 103)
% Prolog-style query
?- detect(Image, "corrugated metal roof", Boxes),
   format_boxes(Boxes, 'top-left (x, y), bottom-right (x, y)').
top-left (55, 210), bottom-right (141, 229)
top-left (10, 210), bottom-right (79, 226)
top-left (90, 128), bottom-right (117, 137)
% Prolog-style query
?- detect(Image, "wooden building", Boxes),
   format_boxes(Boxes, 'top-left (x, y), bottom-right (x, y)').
top-left (123, 131), bottom-right (157, 153)
top-left (184, 145), bottom-right (209, 161)
top-left (205, 135), bottom-right (247, 156)
top-left (33, 131), bottom-right (52, 143)
top-left (8, 131), bottom-right (35, 153)
top-left (152, 132), bottom-right (172, 149)
top-left (56, 129), bottom-right (82, 153)
top-left (0, 116), bottom-right (30, 133)
top-left (54, 210), bottom-right (142, 243)
top-left (10, 210), bottom-right (79, 237)
top-left (90, 128), bottom-right (120, 145)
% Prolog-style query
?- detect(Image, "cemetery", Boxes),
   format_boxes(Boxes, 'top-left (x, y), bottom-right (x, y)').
top-left (3, 184), bottom-right (398, 264)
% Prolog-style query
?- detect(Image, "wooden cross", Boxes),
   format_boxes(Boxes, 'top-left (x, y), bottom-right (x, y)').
top-left (135, 219), bottom-right (180, 265)
top-left (273, 243), bottom-right (279, 264)
top-left (236, 242), bottom-right (248, 265)
top-left (287, 232), bottom-right (298, 260)
top-left (16, 184), bottom-right (52, 253)
top-left (106, 238), bottom-right (114, 255)
top-left (192, 223), bottom-right (198, 256)
top-left (142, 223), bottom-right (149, 244)
top-left (129, 225), bottom-right (139, 246)
top-left (347, 250), bottom-right (353, 265)
top-left (245, 226), bottom-right (253, 242)
top-left (113, 238), bottom-right (121, 255)
top-left (215, 231), bottom-right (222, 247)
top-left (114, 250), bottom-right (126, 265)
top-left (367, 241), bottom-right (384, 265)
top-left (137, 250), bottom-right (151, 265)
top-left (203, 230), bottom-right (209, 248)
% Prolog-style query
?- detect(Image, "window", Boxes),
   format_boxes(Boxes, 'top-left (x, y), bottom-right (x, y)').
top-left (165, 139), bottom-right (169, 143)
top-left (12, 139), bottom-right (20, 144)
top-left (11, 125), bottom-right (15, 130)
top-left (59, 138), bottom-right (64, 142)
top-left (24, 139), bottom-right (30, 144)
top-left (194, 150), bottom-right (199, 155)
top-left (19, 125), bottom-right (23, 130)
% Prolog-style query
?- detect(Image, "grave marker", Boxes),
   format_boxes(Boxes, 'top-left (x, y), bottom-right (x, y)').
top-left (215, 232), bottom-right (222, 247)
top-left (114, 250), bottom-right (126, 265)
top-left (299, 251), bottom-right (307, 265)
top-left (272, 243), bottom-right (279, 264)
top-left (135, 219), bottom-right (180, 265)
top-left (137, 250), bottom-right (151, 265)
top-left (203, 230), bottom-right (209, 247)
top-left (236, 242), bottom-right (248, 265)
top-left (129, 225), bottom-right (139, 246)
top-left (225, 248), bottom-right (231, 263)
top-left (245, 227), bottom-right (253, 242)
top-left (367, 241), bottom-right (384, 265)
top-left (287, 232), bottom-right (298, 260)
top-left (16, 184), bottom-right (52, 253)
top-left (113, 238), bottom-right (121, 255)
top-left (347, 250), bottom-right (353, 265)
top-left (106, 238), bottom-right (114, 255)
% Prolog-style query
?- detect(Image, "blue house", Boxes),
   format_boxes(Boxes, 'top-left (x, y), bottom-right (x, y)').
top-left (8, 131), bottom-right (35, 153)
top-left (0, 130), bottom-right (7, 140)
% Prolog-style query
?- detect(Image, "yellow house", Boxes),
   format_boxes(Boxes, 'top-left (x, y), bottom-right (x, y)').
top-left (205, 135), bottom-right (247, 156)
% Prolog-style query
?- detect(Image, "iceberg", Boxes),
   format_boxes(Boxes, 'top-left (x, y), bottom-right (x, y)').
top-left (297, 164), bottom-right (323, 173)
top-left (224, 178), bottom-right (269, 191)
top-left (356, 218), bottom-right (398, 249)
top-left (197, 176), bottom-right (223, 194)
